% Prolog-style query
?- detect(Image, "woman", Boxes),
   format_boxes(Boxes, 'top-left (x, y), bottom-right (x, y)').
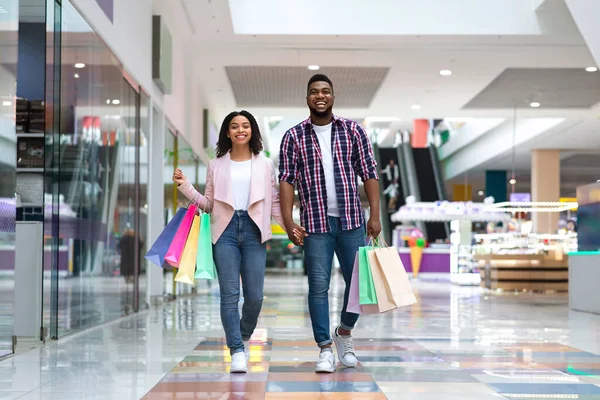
top-left (173, 110), bottom-right (303, 373)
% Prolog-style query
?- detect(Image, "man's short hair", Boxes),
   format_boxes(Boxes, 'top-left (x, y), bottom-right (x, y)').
top-left (307, 74), bottom-right (334, 94)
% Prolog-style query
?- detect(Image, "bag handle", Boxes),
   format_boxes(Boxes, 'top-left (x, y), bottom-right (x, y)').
top-left (187, 191), bottom-right (209, 215)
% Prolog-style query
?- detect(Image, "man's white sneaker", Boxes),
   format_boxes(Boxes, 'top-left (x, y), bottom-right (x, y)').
top-left (230, 352), bottom-right (247, 373)
top-left (315, 348), bottom-right (336, 373)
top-left (333, 326), bottom-right (358, 368)
top-left (243, 341), bottom-right (250, 360)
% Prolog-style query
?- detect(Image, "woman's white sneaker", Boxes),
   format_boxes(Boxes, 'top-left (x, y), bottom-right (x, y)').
top-left (230, 352), bottom-right (247, 373)
top-left (315, 348), bottom-right (336, 373)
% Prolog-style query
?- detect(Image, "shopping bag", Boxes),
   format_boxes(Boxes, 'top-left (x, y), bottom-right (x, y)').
top-left (373, 247), bottom-right (417, 307)
top-left (144, 207), bottom-right (186, 267)
top-left (164, 204), bottom-right (197, 267)
top-left (347, 253), bottom-right (382, 315)
top-left (175, 215), bottom-right (200, 285)
top-left (195, 212), bottom-right (216, 279)
top-left (366, 248), bottom-right (398, 313)
top-left (358, 245), bottom-right (378, 305)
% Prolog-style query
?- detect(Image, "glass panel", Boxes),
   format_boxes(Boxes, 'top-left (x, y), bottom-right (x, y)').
top-left (138, 90), bottom-right (149, 308)
top-left (0, 0), bottom-right (19, 356)
top-left (163, 128), bottom-right (176, 297)
top-left (44, 0), bottom-right (142, 336)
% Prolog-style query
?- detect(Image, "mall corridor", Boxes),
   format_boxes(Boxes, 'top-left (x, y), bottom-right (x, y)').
top-left (1, 274), bottom-right (599, 399)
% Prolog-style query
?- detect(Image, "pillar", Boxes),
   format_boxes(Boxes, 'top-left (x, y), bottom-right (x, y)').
top-left (146, 105), bottom-right (165, 306)
top-left (411, 119), bottom-right (429, 148)
top-left (531, 150), bottom-right (560, 233)
top-left (485, 170), bottom-right (507, 203)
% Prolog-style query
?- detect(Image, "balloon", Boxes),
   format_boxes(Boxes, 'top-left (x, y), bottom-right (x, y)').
top-left (408, 237), bottom-right (417, 247)
top-left (410, 229), bottom-right (424, 238)
top-left (416, 238), bottom-right (426, 248)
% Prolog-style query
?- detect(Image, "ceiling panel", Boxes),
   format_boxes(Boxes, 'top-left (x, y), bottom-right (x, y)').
top-left (225, 66), bottom-right (389, 108)
top-left (463, 68), bottom-right (600, 109)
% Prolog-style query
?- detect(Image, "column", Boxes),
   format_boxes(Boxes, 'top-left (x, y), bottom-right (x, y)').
top-left (485, 170), bottom-right (507, 203)
top-left (146, 105), bottom-right (165, 306)
top-left (531, 150), bottom-right (560, 233)
top-left (411, 119), bottom-right (429, 148)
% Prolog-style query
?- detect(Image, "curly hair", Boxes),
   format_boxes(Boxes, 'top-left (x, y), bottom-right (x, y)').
top-left (215, 110), bottom-right (263, 158)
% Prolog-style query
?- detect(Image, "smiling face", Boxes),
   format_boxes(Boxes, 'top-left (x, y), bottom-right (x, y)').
top-left (228, 115), bottom-right (252, 149)
top-left (307, 81), bottom-right (335, 118)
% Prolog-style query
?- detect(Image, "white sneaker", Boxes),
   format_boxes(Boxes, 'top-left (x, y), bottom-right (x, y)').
top-left (230, 352), bottom-right (247, 373)
top-left (333, 326), bottom-right (358, 367)
top-left (243, 341), bottom-right (250, 360)
top-left (315, 349), bottom-right (336, 373)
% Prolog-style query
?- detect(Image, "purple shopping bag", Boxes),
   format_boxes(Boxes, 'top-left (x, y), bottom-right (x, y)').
top-left (347, 253), bottom-right (381, 315)
top-left (144, 207), bottom-right (187, 267)
top-left (164, 204), bottom-right (197, 267)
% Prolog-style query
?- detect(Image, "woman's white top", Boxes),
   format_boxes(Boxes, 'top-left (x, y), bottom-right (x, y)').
top-left (231, 159), bottom-right (252, 210)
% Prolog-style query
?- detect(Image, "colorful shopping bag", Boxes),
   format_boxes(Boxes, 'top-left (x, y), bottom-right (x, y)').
top-left (372, 246), bottom-right (417, 307)
top-left (144, 208), bottom-right (186, 267)
top-left (348, 253), bottom-right (382, 315)
top-left (195, 212), bottom-right (216, 279)
top-left (358, 245), bottom-right (378, 305)
top-left (164, 204), bottom-right (197, 267)
top-left (175, 215), bottom-right (200, 285)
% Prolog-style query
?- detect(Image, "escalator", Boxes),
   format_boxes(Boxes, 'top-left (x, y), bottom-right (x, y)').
top-left (373, 145), bottom-right (406, 244)
top-left (412, 146), bottom-right (449, 241)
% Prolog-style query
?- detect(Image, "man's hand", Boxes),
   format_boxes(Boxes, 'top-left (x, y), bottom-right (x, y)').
top-left (172, 168), bottom-right (186, 186)
top-left (367, 217), bottom-right (382, 239)
top-left (287, 223), bottom-right (308, 246)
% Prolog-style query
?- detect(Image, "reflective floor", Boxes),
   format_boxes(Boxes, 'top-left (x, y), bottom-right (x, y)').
top-left (1, 273), bottom-right (600, 399)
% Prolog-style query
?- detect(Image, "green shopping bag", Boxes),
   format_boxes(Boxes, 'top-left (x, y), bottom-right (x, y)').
top-left (195, 212), bottom-right (216, 279)
top-left (358, 245), bottom-right (378, 305)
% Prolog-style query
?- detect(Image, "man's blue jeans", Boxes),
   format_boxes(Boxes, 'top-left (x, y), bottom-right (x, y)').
top-left (213, 211), bottom-right (266, 355)
top-left (303, 217), bottom-right (367, 347)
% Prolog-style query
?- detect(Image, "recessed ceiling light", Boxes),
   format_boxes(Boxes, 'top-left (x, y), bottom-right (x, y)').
top-left (411, 104), bottom-right (421, 110)
top-left (586, 66), bottom-right (598, 72)
top-left (440, 69), bottom-right (452, 76)
top-left (478, 190), bottom-right (484, 196)
top-left (2, 101), bottom-right (12, 107)
top-left (308, 65), bottom-right (320, 71)
top-left (74, 73), bottom-right (79, 78)
top-left (530, 102), bottom-right (540, 108)
top-left (112, 99), bottom-right (120, 105)
top-left (509, 178), bottom-right (517, 185)
top-left (106, 99), bottom-right (111, 104)
top-left (74, 63), bottom-right (85, 69)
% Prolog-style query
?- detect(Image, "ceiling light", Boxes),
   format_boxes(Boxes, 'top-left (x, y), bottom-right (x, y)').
top-left (509, 178), bottom-right (517, 185)
top-left (440, 69), bottom-right (452, 76)
top-left (74, 63), bottom-right (85, 69)
top-left (530, 102), bottom-right (540, 108)
top-left (308, 65), bottom-right (320, 71)
top-left (411, 104), bottom-right (421, 110)
top-left (478, 190), bottom-right (484, 196)
top-left (112, 99), bottom-right (120, 105)
top-left (106, 99), bottom-right (111, 104)
top-left (74, 73), bottom-right (79, 78)
top-left (2, 101), bottom-right (12, 107)
top-left (586, 66), bottom-right (598, 72)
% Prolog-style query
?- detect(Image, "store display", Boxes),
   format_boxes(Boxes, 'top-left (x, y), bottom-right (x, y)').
top-left (16, 137), bottom-right (44, 168)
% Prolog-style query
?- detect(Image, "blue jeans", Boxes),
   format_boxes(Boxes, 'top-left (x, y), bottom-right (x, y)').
top-left (303, 217), bottom-right (367, 347)
top-left (213, 210), bottom-right (266, 355)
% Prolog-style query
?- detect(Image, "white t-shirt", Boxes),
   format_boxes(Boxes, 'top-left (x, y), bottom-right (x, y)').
top-left (313, 123), bottom-right (339, 217)
top-left (231, 159), bottom-right (252, 210)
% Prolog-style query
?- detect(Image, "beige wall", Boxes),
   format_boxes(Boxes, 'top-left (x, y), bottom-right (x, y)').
top-left (531, 149), bottom-right (560, 233)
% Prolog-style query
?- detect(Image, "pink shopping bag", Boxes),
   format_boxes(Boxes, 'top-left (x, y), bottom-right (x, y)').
top-left (347, 253), bottom-right (382, 315)
top-left (164, 204), bottom-right (197, 267)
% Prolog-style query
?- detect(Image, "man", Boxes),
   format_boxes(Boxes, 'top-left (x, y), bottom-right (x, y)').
top-left (278, 74), bottom-right (381, 373)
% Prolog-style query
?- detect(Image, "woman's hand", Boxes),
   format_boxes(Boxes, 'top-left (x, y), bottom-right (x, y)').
top-left (172, 168), bottom-right (186, 186)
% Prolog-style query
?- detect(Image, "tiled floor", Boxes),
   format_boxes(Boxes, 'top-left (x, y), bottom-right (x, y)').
top-left (1, 272), bottom-right (600, 399)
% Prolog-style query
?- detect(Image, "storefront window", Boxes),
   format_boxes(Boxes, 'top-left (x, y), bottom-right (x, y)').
top-left (0, 0), bottom-right (19, 357)
top-left (43, 0), bottom-right (145, 336)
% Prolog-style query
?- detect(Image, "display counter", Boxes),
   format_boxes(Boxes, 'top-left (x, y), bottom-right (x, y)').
top-left (473, 233), bottom-right (575, 292)
top-left (569, 252), bottom-right (600, 314)
top-left (398, 247), bottom-right (450, 274)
